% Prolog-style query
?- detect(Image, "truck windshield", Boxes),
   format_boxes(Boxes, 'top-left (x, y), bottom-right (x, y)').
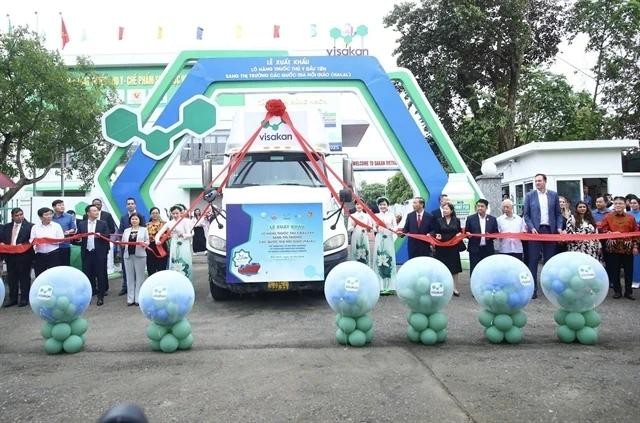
top-left (228, 152), bottom-right (326, 188)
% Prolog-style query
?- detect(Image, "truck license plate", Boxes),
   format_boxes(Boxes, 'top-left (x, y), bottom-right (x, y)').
top-left (267, 281), bottom-right (289, 291)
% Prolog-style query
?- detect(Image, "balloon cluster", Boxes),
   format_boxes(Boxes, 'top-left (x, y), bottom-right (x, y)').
top-left (541, 252), bottom-right (608, 344)
top-left (396, 257), bottom-right (454, 345)
top-left (29, 267), bottom-right (92, 354)
top-left (139, 271), bottom-right (195, 353)
top-left (325, 262), bottom-right (380, 347)
top-left (470, 255), bottom-right (534, 344)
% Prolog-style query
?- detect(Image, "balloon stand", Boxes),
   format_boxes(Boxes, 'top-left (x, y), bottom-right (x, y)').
top-left (41, 317), bottom-right (88, 354)
top-left (335, 313), bottom-right (374, 347)
top-left (146, 318), bottom-right (194, 353)
top-left (477, 310), bottom-right (527, 344)
top-left (554, 308), bottom-right (601, 345)
top-left (406, 311), bottom-right (448, 345)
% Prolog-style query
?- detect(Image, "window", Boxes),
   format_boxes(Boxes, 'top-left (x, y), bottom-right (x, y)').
top-left (515, 184), bottom-right (524, 215)
top-left (557, 180), bottom-right (581, 208)
top-left (228, 153), bottom-right (325, 188)
top-left (622, 148), bottom-right (640, 173)
top-left (179, 132), bottom-right (229, 165)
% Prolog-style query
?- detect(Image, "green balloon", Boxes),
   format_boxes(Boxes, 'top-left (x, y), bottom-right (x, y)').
top-left (436, 329), bottom-right (448, 343)
top-left (149, 339), bottom-right (161, 351)
top-left (493, 291), bottom-right (508, 305)
top-left (178, 334), bottom-right (194, 350)
top-left (56, 296), bottom-right (70, 309)
top-left (146, 323), bottom-right (169, 341)
top-left (348, 329), bottom-right (367, 347)
top-left (338, 316), bottom-right (357, 334)
top-left (511, 311), bottom-right (527, 328)
top-left (565, 312), bottom-right (586, 331)
top-left (335, 313), bottom-right (342, 326)
top-left (52, 308), bottom-right (65, 320)
top-left (504, 326), bottom-right (523, 344)
top-left (70, 318), bottom-right (88, 336)
top-left (171, 319), bottom-right (192, 340)
top-left (356, 315), bottom-right (373, 332)
top-left (44, 337), bottom-right (63, 354)
top-left (493, 314), bottom-right (514, 332)
top-left (554, 309), bottom-right (569, 325)
top-left (478, 310), bottom-right (495, 328)
top-left (556, 325), bottom-right (576, 343)
top-left (428, 312), bottom-right (448, 332)
top-left (159, 333), bottom-right (179, 353)
top-left (485, 326), bottom-right (504, 344)
top-left (576, 326), bottom-right (598, 345)
top-left (65, 303), bottom-right (77, 317)
top-left (561, 288), bottom-right (577, 302)
top-left (51, 323), bottom-right (72, 342)
top-left (409, 313), bottom-right (429, 332)
top-left (418, 294), bottom-right (433, 309)
top-left (420, 328), bottom-right (438, 345)
top-left (407, 326), bottom-right (421, 343)
top-left (569, 276), bottom-right (586, 291)
top-left (364, 328), bottom-right (374, 344)
top-left (582, 309), bottom-right (601, 328)
top-left (336, 328), bottom-right (348, 345)
top-left (41, 322), bottom-right (54, 339)
top-left (62, 335), bottom-right (84, 353)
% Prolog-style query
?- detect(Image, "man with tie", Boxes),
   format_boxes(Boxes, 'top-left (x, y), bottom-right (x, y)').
top-left (77, 205), bottom-right (110, 306)
top-left (1, 208), bottom-right (34, 307)
top-left (465, 199), bottom-right (499, 275)
top-left (523, 173), bottom-right (564, 298)
top-left (401, 197), bottom-right (434, 258)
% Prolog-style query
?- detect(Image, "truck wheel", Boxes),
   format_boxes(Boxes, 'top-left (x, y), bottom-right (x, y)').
top-left (209, 274), bottom-right (232, 301)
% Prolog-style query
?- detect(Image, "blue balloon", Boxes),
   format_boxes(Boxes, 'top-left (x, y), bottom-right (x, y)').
top-left (29, 267), bottom-right (92, 323)
top-left (396, 257), bottom-right (454, 314)
top-left (324, 262), bottom-right (380, 317)
top-left (139, 270), bottom-right (195, 325)
top-left (541, 252), bottom-right (608, 312)
top-left (470, 255), bottom-right (534, 314)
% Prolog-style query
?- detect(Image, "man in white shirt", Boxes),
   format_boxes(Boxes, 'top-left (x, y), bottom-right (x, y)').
top-left (497, 199), bottom-right (526, 260)
top-left (29, 207), bottom-right (64, 276)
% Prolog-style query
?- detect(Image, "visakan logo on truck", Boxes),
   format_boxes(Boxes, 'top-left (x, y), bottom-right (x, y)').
top-left (327, 24), bottom-right (369, 56)
top-left (259, 132), bottom-right (293, 141)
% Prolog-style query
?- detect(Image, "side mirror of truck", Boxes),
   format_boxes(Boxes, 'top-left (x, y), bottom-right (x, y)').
top-left (339, 188), bottom-right (353, 203)
top-left (203, 188), bottom-right (219, 204)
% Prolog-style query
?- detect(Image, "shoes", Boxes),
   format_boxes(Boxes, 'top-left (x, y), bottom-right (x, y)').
top-left (104, 292), bottom-right (109, 296)
top-left (127, 302), bottom-right (135, 306)
top-left (453, 290), bottom-right (460, 297)
top-left (118, 290), bottom-right (127, 296)
top-left (18, 301), bottom-right (28, 307)
top-left (632, 282), bottom-right (640, 289)
top-left (134, 302), bottom-right (139, 306)
top-left (624, 294), bottom-right (636, 300)
top-left (612, 293), bottom-right (622, 299)
top-left (97, 299), bottom-right (104, 306)
top-left (3, 300), bottom-right (17, 307)
top-left (532, 293), bottom-right (538, 299)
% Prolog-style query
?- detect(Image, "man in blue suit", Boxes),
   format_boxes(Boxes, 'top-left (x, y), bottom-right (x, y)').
top-left (523, 173), bottom-right (564, 298)
top-left (401, 197), bottom-right (434, 258)
top-left (465, 199), bottom-right (499, 275)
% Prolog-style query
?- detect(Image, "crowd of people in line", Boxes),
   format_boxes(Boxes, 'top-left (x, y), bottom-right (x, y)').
top-left (348, 173), bottom-right (640, 300)
top-left (1, 197), bottom-right (211, 308)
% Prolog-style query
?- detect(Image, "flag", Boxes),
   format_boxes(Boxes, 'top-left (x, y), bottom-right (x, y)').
top-left (235, 24), bottom-right (242, 39)
top-left (118, 26), bottom-right (125, 41)
top-left (157, 26), bottom-right (164, 40)
top-left (196, 26), bottom-right (203, 40)
top-left (310, 24), bottom-right (317, 38)
top-left (61, 15), bottom-right (69, 49)
top-left (273, 24), bottom-right (280, 39)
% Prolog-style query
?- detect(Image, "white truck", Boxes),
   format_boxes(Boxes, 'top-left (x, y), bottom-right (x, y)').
top-left (202, 106), bottom-right (353, 300)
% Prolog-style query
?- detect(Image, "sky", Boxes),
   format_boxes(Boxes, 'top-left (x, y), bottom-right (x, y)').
top-left (3, 0), bottom-right (596, 93)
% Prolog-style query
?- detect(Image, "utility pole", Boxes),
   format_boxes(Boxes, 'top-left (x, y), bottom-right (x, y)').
top-left (61, 151), bottom-right (65, 197)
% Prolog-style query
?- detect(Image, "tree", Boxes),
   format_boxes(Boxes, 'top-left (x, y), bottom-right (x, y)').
top-left (384, 0), bottom-right (568, 152)
top-left (0, 27), bottom-right (117, 203)
top-left (386, 172), bottom-right (413, 205)
top-left (568, 0), bottom-right (640, 139)
top-left (358, 181), bottom-right (386, 206)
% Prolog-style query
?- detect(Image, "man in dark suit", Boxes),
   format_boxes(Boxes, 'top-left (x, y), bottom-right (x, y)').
top-left (430, 193), bottom-right (449, 219)
top-left (87, 198), bottom-right (118, 235)
top-left (523, 173), bottom-right (564, 298)
top-left (1, 208), bottom-right (34, 307)
top-left (401, 197), bottom-right (434, 258)
top-left (77, 205), bottom-right (110, 306)
top-left (465, 199), bottom-right (499, 275)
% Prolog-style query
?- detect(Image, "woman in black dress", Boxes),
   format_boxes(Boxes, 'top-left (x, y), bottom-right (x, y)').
top-left (430, 202), bottom-right (463, 296)
top-left (192, 208), bottom-right (207, 253)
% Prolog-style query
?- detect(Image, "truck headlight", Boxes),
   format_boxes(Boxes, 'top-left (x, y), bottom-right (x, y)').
top-left (323, 234), bottom-right (345, 251)
top-left (208, 235), bottom-right (226, 251)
